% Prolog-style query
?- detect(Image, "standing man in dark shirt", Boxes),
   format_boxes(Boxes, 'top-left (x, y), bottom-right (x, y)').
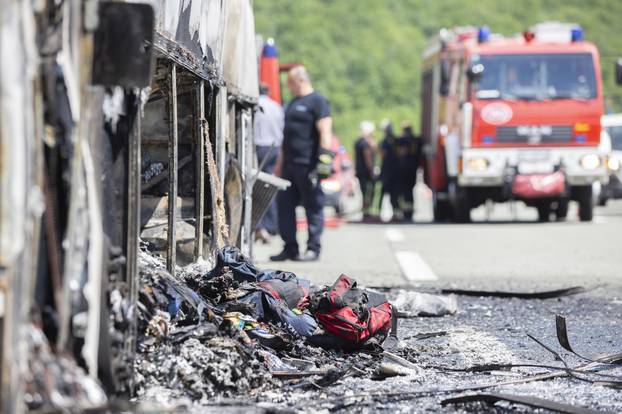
top-left (354, 121), bottom-right (377, 219)
top-left (270, 66), bottom-right (334, 262)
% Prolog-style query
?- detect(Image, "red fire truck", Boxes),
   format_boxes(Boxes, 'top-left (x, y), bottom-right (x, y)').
top-left (421, 23), bottom-right (610, 222)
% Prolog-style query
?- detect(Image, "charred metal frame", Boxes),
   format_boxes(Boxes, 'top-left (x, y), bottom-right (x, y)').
top-left (194, 81), bottom-right (206, 260)
top-left (152, 35), bottom-right (221, 87)
top-left (126, 109), bottom-right (141, 362)
top-left (216, 87), bottom-right (228, 192)
top-left (158, 58), bottom-right (211, 269)
top-left (240, 107), bottom-right (254, 253)
top-left (167, 63), bottom-right (179, 275)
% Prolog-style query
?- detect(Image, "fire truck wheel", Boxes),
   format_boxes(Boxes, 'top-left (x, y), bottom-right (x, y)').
top-left (433, 193), bottom-right (452, 222)
top-left (454, 205), bottom-right (471, 223)
top-left (554, 198), bottom-right (569, 221)
top-left (597, 191), bottom-right (608, 206)
top-left (452, 195), bottom-right (471, 223)
top-left (449, 182), bottom-right (471, 223)
top-left (575, 185), bottom-right (594, 222)
top-left (537, 204), bottom-right (552, 222)
top-left (453, 185), bottom-right (471, 223)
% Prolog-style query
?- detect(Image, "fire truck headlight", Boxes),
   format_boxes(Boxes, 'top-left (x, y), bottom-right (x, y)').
top-left (467, 157), bottom-right (490, 171)
top-left (608, 157), bottom-right (620, 171)
top-left (580, 154), bottom-right (601, 170)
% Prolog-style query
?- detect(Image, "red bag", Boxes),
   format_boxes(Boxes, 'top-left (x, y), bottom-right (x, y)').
top-left (312, 274), bottom-right (394, 345)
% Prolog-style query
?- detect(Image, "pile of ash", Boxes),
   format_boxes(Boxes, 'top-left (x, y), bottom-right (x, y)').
top-left (23, 324), bottom-right (107, 411)
top-left (134, 250), bottom-right (277, 406)
top-left (132, 247), bottom-right (400, 408)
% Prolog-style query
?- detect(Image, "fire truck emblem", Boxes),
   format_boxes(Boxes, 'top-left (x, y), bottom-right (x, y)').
top-left (481, 103), bottom-right (513, 125)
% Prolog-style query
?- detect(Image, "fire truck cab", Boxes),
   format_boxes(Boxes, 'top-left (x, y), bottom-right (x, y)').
top-left (421, 23), bottom-right (608, 222)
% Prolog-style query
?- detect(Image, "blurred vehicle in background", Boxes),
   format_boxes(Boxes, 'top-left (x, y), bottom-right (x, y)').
top-left (421, 23), bottom-right (610, 222)
top-left (598, 113), bottom-right (622, 204)
top-left (321, 136), bottom-right (360, 215)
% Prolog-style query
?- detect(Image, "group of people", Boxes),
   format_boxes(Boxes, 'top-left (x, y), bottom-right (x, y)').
top-left (354, 119), bottom-right (422, 222)
top-left (253, 65), bottom-right (421, 263)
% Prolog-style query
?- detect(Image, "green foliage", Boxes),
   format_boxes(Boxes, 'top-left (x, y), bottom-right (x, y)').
top-left (255, 0), bottom-right (622, 153)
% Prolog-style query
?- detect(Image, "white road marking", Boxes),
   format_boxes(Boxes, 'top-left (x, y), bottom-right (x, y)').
top-left (395, 251), bottom-right (438, 282)
top-left (385, 227), bottom-right (405, 243)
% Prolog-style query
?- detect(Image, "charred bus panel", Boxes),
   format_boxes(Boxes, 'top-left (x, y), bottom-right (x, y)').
top-left (0, 1), bottom-right (259, 411)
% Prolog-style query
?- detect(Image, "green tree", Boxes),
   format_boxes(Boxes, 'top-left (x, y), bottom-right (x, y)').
top-left (255, 0), bottom-right (622, 153)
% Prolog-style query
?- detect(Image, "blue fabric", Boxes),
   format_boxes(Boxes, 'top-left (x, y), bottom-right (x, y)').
top-left (238, 291), bottom-right (268, 319)
top-left (205, 247), bottom-right (317, 336)
top-left (257, 269), bottom-right (299, 282)
top-left (207, 246), bottom-right (308, 283)
top-left (237, 290), bottom-right (317, 337)
top-left (148, 270), bottom-right (207, 321)
top-left (206, 246), bottom-right (261, 282)
top-left (167, 297), bottom-right (182, 317)
top-left (264, 295), bottom-right (317, 337)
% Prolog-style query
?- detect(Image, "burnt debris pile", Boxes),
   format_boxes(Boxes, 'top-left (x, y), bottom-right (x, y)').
top-left (24, 325), bottom-right (108, 411)
top-left (133, 246), bottom-right (409, 405)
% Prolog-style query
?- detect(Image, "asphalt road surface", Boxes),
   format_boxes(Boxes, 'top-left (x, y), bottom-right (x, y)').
top-left (249, 194), bottom-right (622, 413)
top-left (254, 192), bottom-right (622, 290)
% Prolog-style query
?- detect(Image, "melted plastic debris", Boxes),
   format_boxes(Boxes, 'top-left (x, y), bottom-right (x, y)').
top-left (134, 247), bottom-right (276, 405)
top-left (184, 266), bottom-right (239, 304)
top-left (390, 290), bottom-right (458, 317)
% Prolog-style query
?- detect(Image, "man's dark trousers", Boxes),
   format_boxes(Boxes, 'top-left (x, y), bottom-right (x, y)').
top-left (399, 174), bottom-right (415, 220)
top-left (277, 162), bottom-right (325, 255)
top-left (256, 145), bottom-right (279, 234)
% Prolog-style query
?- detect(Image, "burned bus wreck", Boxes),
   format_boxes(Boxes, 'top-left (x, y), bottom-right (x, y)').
top-left (5, 3), bottom-right (619, 413)
top-left (0, 0), bottom-right (263, 411)
top-left (140, 0), bottom-right (260, 269)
